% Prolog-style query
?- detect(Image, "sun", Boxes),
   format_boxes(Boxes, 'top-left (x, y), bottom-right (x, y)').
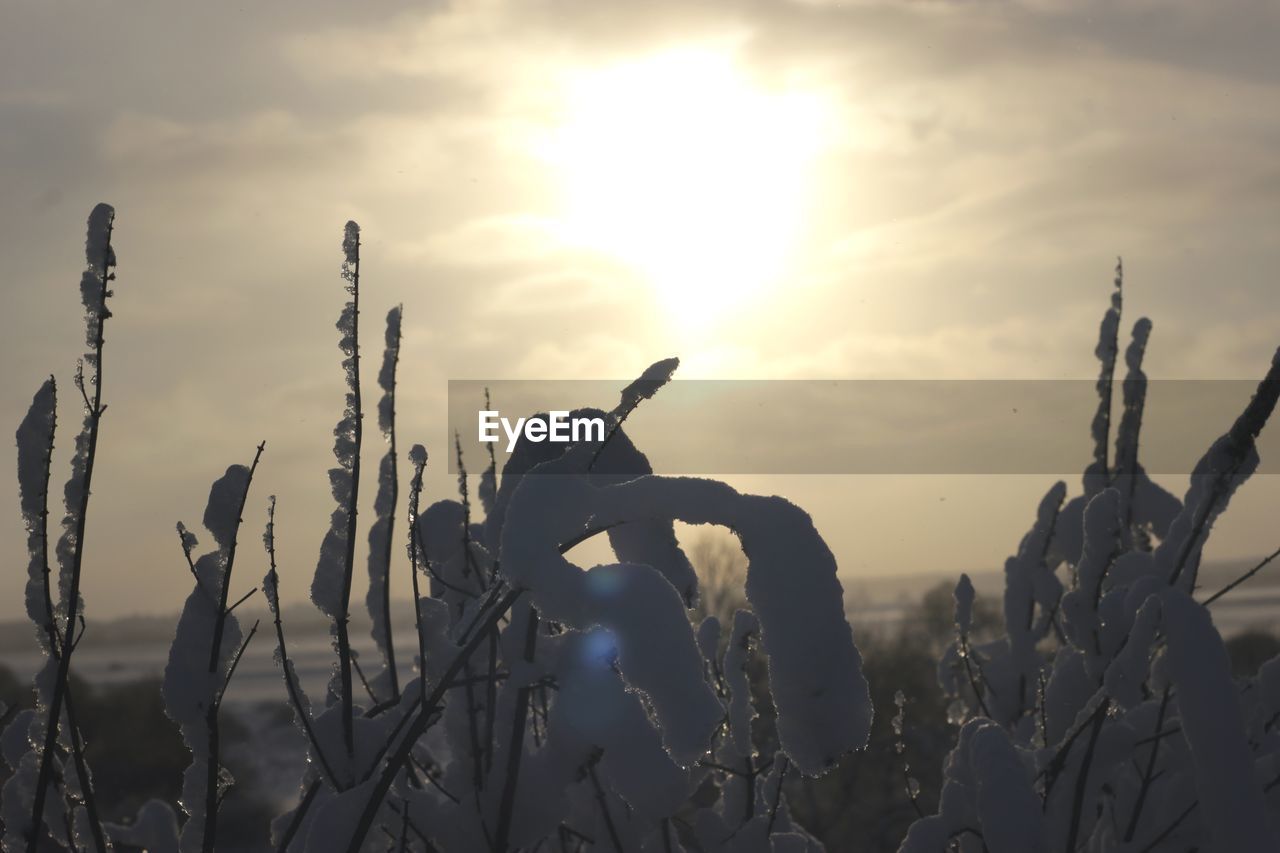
top-left (540, 48), bottom-right (828, 323)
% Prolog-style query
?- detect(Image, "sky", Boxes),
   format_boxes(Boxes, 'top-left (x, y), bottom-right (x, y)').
top-left (2, 0), bottom-right (1279, 619)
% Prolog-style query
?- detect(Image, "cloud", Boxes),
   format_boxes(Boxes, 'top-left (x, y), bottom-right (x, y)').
top-left (2, 0), bottom-right (1278, 616)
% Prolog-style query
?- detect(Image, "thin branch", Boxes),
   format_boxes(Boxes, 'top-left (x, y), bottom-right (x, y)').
top-left (416, 519), bottom-right (477, 599)
top-left (203, 612), bottom-right (261, 853)
top-left (1064, 698), bottom-right (1110, 853)
top-left (62, 688), bottom-right (108, 853)
top-left (1041, 697), bottom-right (1110, 799)
top-left (1136, 800), bottom-right (1197, 853)
top-left (215, 619), bottom-right (260, 709)
top-left (226, 586), bottom-right (258, 614)
top-left (957, 634), bottom-right (993, 720)
top-left (483, 630), bottom-right (499, 777)
top-left (1202, 544), bottom-right (1280, 606)
top-left (587, 759), bottom-right (625, 853)
top-left (557, 522), bottom-right (623, 555)
top-left (407, 447), bottom-right (431, 708)
top-left (1123, 687), bottom-right (1171, 842)
top-left (264, 499), bottom-right (341, 790)
top-left (410, 755), bottom-right (460, 805)
top-left (344, 588), bottom-right (523, 853)
top-left (493, 610), bottom-right (540, 852)
top-left (276, 779), bottom-right (322, 853)
top-left (207, 441), bottom-right (266, 673)
top-left (454, 432), bottom-right (484, 592)
top-left (352, 654), bottom-right (381, 707)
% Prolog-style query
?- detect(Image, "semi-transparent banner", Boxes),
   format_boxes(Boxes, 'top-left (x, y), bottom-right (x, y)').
top-left (445, 379), bottom-right (1279, 475)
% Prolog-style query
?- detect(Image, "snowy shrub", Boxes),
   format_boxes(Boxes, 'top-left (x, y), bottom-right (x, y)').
top-left (11, 209), bottom-right (1280, 853)
top-left (4, 204), bottom-right (116, 853)
top-left (910, 262), bottom-right (1280, 853)
top-left (5, 206), bottom-right (873, 852)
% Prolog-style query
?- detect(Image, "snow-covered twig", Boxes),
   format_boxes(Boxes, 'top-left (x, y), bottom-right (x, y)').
top-left (164, 448), bottom-right (265, 853)
top-left (262, 497), bottom-right (341, 790)
top-left (1087, 258), bottom-right (1123, 491)
top-left (311, 220), bottom-right (365, 760)
top-left (367, 306), bottom-right (403, 702)
top-left (25, 204), bottom-right (116, 853)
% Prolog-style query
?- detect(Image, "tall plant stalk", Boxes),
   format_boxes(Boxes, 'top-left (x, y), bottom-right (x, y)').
top-left (27, 204), bottom-right (117, 853)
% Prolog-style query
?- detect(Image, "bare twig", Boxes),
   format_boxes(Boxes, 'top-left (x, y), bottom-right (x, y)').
top-left (1202, 544), bottom-right (1280, 606)
top-left (226, 586), bottom-right (258, 614)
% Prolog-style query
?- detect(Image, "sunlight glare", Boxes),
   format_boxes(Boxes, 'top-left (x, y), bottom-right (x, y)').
top-left (543, 49), bottom-right (828, 323)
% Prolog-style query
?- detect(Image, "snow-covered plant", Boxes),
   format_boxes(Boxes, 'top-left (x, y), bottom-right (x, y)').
top-left (912, 264), bottom-right (1280, 853)
top-left (366, 305), bottom-right (403, 704)
top-left (3, 204), bottom-right (117, 853)
top-left (33, 206), bottom-right (1280, 853)
top-left (242, 222), bottom-right (874, 852)
top-left (159, 448), bottom-right (265, 853)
